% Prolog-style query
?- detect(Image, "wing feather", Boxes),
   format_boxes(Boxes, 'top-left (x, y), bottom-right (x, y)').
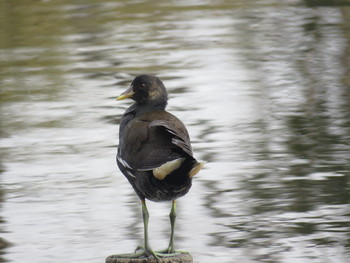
top-left (118, 110), bottom-right (193, 172)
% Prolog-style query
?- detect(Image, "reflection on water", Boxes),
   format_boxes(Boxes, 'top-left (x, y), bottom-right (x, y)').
top-left (1, 0), bottom-right (349, 262)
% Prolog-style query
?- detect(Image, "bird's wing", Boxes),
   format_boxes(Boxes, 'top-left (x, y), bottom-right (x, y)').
top-left (119, 111), bottom-right (193, 172)
top-left (149, 119), bottom-right (193, 157)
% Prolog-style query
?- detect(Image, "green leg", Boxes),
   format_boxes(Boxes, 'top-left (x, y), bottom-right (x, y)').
top-left (141, 200), bottom-right (159, 259)
top-left (112, 200), bottom-right (185, 261)
top-left (157, 199), bottom-right (187, 255)
top-left (167, 200), bottom-right (176, 253)
top-left (111, 199), bottom-right (160, 261)
top-left (141, 200), bottom-right (180, 260)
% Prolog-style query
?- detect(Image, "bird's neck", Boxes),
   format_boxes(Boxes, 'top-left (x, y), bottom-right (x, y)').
top-left (134, 101), bottom-right (167, 115)
top-left (120, 102), bottom-right (167, 131)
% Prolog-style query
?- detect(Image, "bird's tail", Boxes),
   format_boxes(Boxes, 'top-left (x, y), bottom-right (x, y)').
top-left (189, 161), bottom-right (205, 177)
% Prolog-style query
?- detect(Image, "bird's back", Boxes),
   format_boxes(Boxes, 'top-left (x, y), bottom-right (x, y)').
top-left (117, 109), bottom-right (197, 201)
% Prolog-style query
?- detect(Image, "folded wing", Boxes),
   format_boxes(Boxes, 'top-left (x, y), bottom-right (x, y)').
top-left (118, 111), bottom-right (193, 173)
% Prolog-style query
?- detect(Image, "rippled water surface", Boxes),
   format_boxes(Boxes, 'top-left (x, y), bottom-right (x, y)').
top-left (1, 1), bottom-right (350, 262)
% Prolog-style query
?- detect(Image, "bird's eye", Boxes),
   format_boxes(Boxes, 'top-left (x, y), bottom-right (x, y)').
top-left (141, 83), bottom-right (146, 87)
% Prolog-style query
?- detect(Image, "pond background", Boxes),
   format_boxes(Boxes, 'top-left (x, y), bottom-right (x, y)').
top-left (1, 0), bottom-right (350, 262)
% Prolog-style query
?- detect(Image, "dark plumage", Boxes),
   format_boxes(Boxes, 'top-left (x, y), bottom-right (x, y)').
top-left (116, 74), bottom-right (203, 260)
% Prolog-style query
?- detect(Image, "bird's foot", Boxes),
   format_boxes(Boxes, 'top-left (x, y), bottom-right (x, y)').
top-left (133, 246), bottom-right (187, 261)
top-left (111, 247), bottom-right (160, 261)
top-left (134, 246), bottom-right (173, 262)
top-left (156, 247), bottom-right (189, 256)
top-left (111, 246), bottom-right (189, 262)
top-left (154, 242), bottom-right (188, 255)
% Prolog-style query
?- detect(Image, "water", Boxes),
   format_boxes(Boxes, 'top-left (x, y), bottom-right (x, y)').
top-left (1, 0), bottom-right (350, 262)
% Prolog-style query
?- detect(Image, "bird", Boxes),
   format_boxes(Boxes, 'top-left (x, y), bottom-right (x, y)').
top-left (116, 74), bottom-right (204, 260)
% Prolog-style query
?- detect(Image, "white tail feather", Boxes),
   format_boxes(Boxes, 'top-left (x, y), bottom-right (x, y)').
top-left (153, 158), bottom-right (185, 180)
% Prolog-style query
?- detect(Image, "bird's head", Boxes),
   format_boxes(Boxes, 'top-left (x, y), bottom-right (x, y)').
top-left (117, 75), bottom-right (168, 107)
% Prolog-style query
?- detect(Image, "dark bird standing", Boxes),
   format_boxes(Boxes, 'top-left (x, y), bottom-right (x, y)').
top-left (116, 75), bottom-right (204, 260)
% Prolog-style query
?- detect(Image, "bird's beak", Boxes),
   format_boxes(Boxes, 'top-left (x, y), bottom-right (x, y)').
top-left (116, 87), bottom-right (135, 101)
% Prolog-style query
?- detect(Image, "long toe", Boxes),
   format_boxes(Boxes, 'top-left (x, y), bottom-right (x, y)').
top-left (155, 248), bottom-right (188, 256)
top-left (110, 247), bottom-right (160, 262)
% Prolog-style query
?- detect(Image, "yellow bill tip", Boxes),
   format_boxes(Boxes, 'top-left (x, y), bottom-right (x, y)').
top-left (116, 90), bottom-right (135, 101)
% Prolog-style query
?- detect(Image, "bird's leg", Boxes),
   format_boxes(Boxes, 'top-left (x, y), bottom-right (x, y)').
top-left (111, 200), bottom-right (160, 261)
top-left (167, 200), bottom-right (176, 253)
top-left (111, 199), bottom-right (184, 260)
top-left (157, 199), bottom-right (187, 255)
top-left (141, 200), bottom-right (151, 254)
top-left (111, 200), bottom-right (159, 260)
top-left (141, 199), bottom-right (160, 260)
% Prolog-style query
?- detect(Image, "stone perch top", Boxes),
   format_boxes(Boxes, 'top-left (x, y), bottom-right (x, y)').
top-left (106, 252), bottom-right (193, 263)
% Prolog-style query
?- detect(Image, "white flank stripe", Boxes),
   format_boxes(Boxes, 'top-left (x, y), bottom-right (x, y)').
top-left (117, 156), bottom-right (132, 169)
top-left (127, 171), bottom-right (136, 178)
